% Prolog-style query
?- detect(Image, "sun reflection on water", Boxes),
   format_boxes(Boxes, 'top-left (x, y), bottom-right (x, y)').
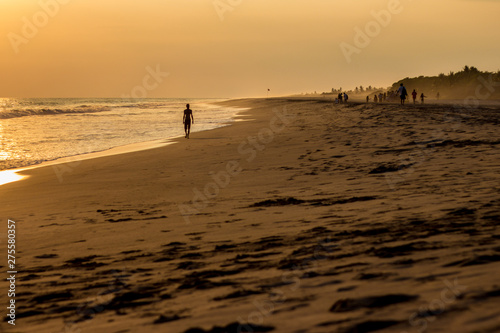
top-left (0, 170), bottom-right (26, 186)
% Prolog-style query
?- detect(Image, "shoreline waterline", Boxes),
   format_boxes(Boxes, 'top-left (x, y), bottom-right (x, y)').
top-left (0, 98), bottom-right (246, 171)
top-left (0, 138), bottom-right (175, 186)
top-left (0, 104), bottom-right (250, 186)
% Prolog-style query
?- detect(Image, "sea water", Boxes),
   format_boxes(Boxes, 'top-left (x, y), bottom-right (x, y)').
top-left (0, 98), bottom-right (241, 171)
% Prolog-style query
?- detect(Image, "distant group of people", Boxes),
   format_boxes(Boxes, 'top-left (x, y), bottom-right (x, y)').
top-left (400, 84), bottom-right (428, 105)
top-left (411, 89), bottom-right (427, 104)
top-left (335, 92), bottom-right (349, 104)
top-left (367, 91), bottom-right (404, 103)
top-left (367, 92), bottom-right (388, 103)
top-left (366, 84), bottom-right (437, 105)
top-left (335, 93), bottom-right (349, 104)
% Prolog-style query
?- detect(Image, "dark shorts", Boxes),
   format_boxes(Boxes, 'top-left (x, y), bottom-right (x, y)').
top-left (184, 121), bottom-right (191, 130)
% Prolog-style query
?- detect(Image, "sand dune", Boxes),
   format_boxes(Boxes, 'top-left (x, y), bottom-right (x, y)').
top-left (1, 98), bottom-right (499, 333)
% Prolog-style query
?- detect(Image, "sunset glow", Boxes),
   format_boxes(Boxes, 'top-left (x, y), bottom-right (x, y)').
top-left (1, 0), bottom-right (499, 97)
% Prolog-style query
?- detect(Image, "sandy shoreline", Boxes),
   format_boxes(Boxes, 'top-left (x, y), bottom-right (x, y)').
top-left (0, 101), bottom-right (248, 186)
top-left (1, 98), bottom-right (500, 333)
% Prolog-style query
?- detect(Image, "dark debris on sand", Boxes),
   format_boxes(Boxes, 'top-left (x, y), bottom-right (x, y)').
top-left (427, 139), bottom-right (500, 148)
top-left (250, 197), bottom-right (304, 207)
top-left (369, 163), bottom-right (414, 174)
top-left (184, 322), bottom-right (274, 333)
top-left (154, 314), bottom-right (183, 324)
top-left (309, 196), bottom-right (378, 206)
top-left (250, 196), bottom-right (378, 208)
top-left (330, 294), bottom-right (418, 312)
top-left (339, 320), bottom-right (401, 333)
top-left (213, 289), bottom-right (263, 301)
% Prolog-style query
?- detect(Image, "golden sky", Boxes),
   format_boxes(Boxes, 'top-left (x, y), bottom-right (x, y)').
top-left (1, 0), bottom-right (499, 98)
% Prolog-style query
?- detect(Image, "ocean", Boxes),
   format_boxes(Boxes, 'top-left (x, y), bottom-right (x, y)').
top-left (0, 98), bottom-right (242, 172)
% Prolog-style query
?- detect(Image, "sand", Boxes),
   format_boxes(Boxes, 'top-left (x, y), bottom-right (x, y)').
top-left (1, 98), bottom-right (500, 333)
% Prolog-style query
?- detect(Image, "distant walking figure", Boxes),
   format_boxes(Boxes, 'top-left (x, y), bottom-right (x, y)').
top-left (398, 83), bottom-right (408, 105)
top-left (366, 95), bottom-right (370, 103)
top-left (420, 93), bottom-right (427, 104)
top-left (338, 93), bottom-right (343, 103)
top-left (412, 89), bottom-right (417, 104)
top-left (183, 104), bottom-right (194, 139)
top-left (374, 95), bottom-right (378, 103)
top-left (343, 92), bottom-right (349, 103)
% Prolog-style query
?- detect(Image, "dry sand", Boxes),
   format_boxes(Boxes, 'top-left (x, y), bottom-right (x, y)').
top-left (1, 98), bottom-right (500, 333)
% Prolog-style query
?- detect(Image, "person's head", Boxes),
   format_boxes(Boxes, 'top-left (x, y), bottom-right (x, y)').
top-left (400, 83), bottom-right (403, 87)
top-left (186, 104), bottom-right (190, 109)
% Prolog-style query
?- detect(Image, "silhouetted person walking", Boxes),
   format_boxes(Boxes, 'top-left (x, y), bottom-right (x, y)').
top-left (183, 104), bottom-right (194, 139)
top-left (412, 89), bottom-right (417, 104)
top-left (420, 93), bottom-right (427, 104)
top-left (398, 83), bottom-right (408, 105)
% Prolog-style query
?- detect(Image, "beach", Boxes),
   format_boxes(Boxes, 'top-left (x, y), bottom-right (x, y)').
top-left (0, 98), bottom-right (240, 171)
top-left (1, 98), bottom-right (500, 333)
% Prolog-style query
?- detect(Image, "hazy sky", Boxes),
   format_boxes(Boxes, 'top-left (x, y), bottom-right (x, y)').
top-left (1, 0), bottom-right (499, 98)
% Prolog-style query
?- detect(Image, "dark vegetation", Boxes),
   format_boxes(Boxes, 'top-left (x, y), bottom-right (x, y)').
top-left (390, 66), bottom-right (500, 99)
top-left (320, 66), bottom-right (500, 100)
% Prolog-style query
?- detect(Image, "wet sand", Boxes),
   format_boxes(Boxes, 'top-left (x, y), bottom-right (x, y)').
top-left (1, 98), bottom-right (500, 333)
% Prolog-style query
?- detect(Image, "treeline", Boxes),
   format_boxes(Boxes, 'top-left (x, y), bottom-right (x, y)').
top-left (390, 66), bottom-right (500, 100)
top-left (326, 85), bottom-right (384, 95)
